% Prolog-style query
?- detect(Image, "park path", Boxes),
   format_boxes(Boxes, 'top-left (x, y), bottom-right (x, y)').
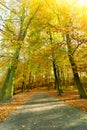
top-left (0, 92), bottom-right (87, 130)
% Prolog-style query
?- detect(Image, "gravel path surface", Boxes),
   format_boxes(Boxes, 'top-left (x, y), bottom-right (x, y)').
top-left (0, 92), bottom-right (87, 130)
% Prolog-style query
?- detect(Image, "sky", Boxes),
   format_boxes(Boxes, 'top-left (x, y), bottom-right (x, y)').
top-left (79, 0), bottom-right (87, 6)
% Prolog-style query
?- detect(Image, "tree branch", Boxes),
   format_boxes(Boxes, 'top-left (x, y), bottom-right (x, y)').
top-left (71, 43), bottom-right (82, 55)
top-left (19, 4), bottom-right (40, 40)
top-left (0, 2), bottom-right (19, 17)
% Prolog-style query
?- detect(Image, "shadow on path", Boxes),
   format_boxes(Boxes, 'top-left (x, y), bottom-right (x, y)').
top-left (0, 92), bottom-right (87, 130)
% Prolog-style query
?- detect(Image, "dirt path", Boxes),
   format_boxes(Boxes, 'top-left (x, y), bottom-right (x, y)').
top-left (0, 92), bottom-right (87, 130)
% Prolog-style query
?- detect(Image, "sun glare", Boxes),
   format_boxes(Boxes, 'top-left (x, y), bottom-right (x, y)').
top-left (78, 0), bottom-right (87, 6)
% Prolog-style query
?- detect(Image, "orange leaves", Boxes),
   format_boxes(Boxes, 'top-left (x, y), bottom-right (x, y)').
top-left (47, 90), bottom-right (87, 113)
top-left (0, 91), bottom-right (36, 122)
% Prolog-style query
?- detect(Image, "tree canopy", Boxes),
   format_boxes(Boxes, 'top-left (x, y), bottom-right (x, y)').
top-left (0, 0), bottom-right (87, 100)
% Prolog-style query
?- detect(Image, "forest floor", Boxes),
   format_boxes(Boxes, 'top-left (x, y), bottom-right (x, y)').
top-left (0, 90), bottom-right (87, 130)
top-left (0, 87), bottom-right (87, 123)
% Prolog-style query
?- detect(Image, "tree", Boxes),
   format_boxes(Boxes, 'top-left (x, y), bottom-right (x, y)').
top-left (0, 0), bottom-right (40, 100)
top-left (66, 33), bottom-right (87, 98)
top-left (47, 0), bottom-right (87, 98)
top-left (0, 0), bottom-right (87, 100)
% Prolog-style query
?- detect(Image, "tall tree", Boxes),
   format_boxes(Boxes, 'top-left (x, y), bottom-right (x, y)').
top-left (0, 1), bottom-right (40, 100)
top-left (66, 33), bottom-right (87, 98)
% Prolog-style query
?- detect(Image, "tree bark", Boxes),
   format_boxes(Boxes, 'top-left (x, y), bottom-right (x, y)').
top-left (0, 68), bottom-right (11, 100)
top-left (53, 60), bottom-right (61, 96)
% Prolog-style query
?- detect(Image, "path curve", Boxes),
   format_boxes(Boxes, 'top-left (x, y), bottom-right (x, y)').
top-left (0, 92), bottom-right (87, 130)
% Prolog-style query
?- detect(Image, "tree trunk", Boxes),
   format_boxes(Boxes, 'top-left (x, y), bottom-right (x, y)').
top-left (0, 68), bottom-right (11, 100)
top-left (49, 30), bottom-right (61, 95)
top-left (27, 72), bottom-right (31, 91)
top-left (60, 69), bottom-right (65, 86)
top-left (66, 34), bottom-right (87, 98)
top-left (53, 61), bottom-right (61, 96)
top-left (6, 66), bottom-right (15, 99)
top-left (0, 45), bottom-right (21, 100)
top-left (22, 81), bottom-right (25, 92)
top-left (57, 67), bottom-right (63, 93)
top-left (69, 54), bottom-right (87, 98)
